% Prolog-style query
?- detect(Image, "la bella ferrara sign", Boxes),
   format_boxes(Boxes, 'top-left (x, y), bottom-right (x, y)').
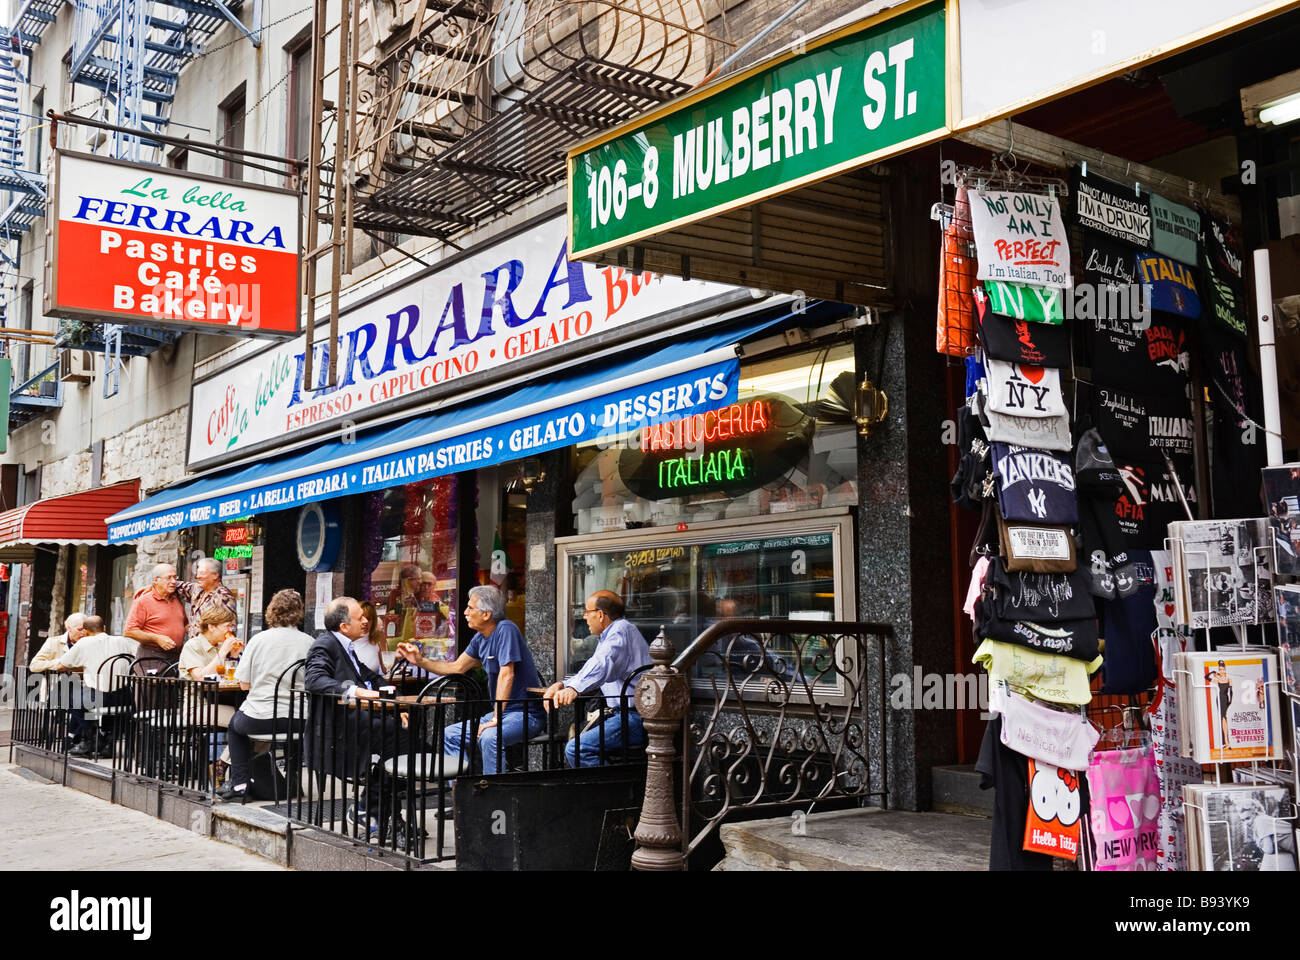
top-left (46, 151), bottom-right (301, 337)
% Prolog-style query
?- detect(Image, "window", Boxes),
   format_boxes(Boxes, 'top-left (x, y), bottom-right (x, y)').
top-left (167, 144), bottom-right (188, 170)
top-left (30, 90), bottom-right (44, 174)
top-left (556, 512), bottom-right (856, 703)
top-left (219, 85), bottom-right (246, 180)
top-left (364, 478), bottom-right (460, 659)
top-left (17, 282), bottom-right (32, 383)
top-left (571, 341), bottom-right (860, 534)
top-left (286, 37), bottom-right (313, 166)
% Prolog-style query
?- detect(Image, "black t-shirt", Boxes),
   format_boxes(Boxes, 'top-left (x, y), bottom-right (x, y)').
top-left (1201, 213), bottom-right (1247, 338)
top-left (977, 293), bottom-right (1071, 367)
top-left (1110, 455), bottom-right (1198, 549)
top-left (976, 716), bottom-right (1056, 872)
top-left (1086, 310), bottom-right (1189, 395)
top-left (1087, 383), bottom-right (1194, 461)
top-left (988, 558), bottom-right (1096, 623)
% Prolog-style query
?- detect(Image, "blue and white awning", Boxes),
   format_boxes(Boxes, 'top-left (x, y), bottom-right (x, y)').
top-left (107, 306), bottom-right (823, 542)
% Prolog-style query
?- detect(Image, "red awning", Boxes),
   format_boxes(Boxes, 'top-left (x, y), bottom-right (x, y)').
top-left (0, 480), bottom-right (141, 547)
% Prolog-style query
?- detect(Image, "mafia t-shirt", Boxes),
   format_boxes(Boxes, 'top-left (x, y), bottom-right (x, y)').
top-left (1111, 455), bottom-right (1198, 548)
top-left (985, 357), bottom-right (1067, 420)
top-left (993, 442), bottom-right (1078, 525)
top-left (977, 292), bottom-right (1071, 367)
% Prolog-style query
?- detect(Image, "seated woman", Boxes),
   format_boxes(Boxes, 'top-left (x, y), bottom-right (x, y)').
top-left (217, 589), bottom-right (316, 801)
top-left (178, 606), bottom-right (243, 727)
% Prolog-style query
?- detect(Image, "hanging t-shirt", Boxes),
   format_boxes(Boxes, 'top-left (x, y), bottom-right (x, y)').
top-left (976, 715), bottom-right (1057, 871)
top-left (992, 442), bottom-right (1078, 524)
top-left (1090, 385), bottom-right (1194, 461)
top-left (1072, 169), bottom-right (1152, 247)
top-left (1111, 456), bottom-right (1197, 549)
top-left (973, 638), bottom-right (1102, 705)
top-left (977, 379), bottom-right (1073, 452)
top-left (1133, 251), bottom-right (1201, 319)
top-left (981, 280), bottom-right (1065, 324)
top-left (1098, 550), bottom-right (1159, 695)
top-left (1201, 213), bottom-right (1247, 338)
top-left (988, 559), bottom-right (1096, 623)
top-left (977, 292), bottom-right (1071, 367)
top-left (1149, 193), bottom-right (1200, 266)
top-left (978, 604), bottom-right (1101, 662)
top-left (985, 357), bottom-right (1067, 419)
top-left (1086, 311), bottom-right (1189, 394)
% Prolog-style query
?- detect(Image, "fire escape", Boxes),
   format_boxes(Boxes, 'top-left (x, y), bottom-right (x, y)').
top-left (300, 0), bottom-right (727, 387)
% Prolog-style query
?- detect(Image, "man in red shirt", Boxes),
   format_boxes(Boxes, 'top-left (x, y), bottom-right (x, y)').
top-left (124, 563), bottom-right (187, 664)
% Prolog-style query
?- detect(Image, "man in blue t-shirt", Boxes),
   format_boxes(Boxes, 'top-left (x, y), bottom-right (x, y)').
top-left (397, 584), bottom-right (544, 774)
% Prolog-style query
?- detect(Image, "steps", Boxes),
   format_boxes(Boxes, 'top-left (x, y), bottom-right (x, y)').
top-left (931, 764), bottom-right (995, 817)
top-left (715, 807), bottom-right (992, 871)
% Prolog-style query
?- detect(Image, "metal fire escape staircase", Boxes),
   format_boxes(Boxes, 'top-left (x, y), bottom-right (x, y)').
top-left (56, 1), bottom-right (261, 398)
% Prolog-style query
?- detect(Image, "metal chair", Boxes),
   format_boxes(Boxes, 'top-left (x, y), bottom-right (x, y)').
top-left (81, 653), bottom-right (137, 760)
top-left (240, 658), bottom-right (307, 804)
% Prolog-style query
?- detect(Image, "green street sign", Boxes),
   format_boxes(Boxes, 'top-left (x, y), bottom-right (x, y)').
top-left (568, 0), bottom-right (948, 258)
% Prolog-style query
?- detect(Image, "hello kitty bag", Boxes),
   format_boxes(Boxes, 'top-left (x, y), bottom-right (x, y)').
top-left (1085, 747), bottom-right (1160, 871)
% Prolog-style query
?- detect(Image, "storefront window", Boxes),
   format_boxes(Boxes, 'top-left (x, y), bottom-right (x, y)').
top-left (557, 513), bottom-right (855, 702)
top-left (474, 463), bottom-right (528, 627)
top-left (109, 553), bottom-right (136, 635)
top-left (69, 546), bottom-right (90, 616)
top-left (364, 478), bottom-right (459, 659)
top-left (572, 342), bottom-right (859, 535)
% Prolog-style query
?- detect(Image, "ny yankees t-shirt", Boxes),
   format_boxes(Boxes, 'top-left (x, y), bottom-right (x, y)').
top-left (985, 357), bottom-right (1067, 420)
top-left (992, 442), bottom-right (1079, 524)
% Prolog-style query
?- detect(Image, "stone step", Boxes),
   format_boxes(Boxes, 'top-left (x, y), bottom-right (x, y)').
top-left (931, 764), bottom-right (994, 817)
top-left (715, 807), bottom-right (991, 871)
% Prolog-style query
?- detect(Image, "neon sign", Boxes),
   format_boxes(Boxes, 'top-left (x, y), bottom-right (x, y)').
top-left (619, 394), bottom-right (814, 500)
top-left (214, 545), bottom-right (253, 560)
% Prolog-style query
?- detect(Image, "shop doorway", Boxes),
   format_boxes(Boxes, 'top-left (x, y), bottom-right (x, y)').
top-left (474, 462), bottom-right (530, 629)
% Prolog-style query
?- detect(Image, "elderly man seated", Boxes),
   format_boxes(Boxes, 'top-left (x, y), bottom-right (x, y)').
top-left (53, 616), bottom-right (138, 758)
top-left (29, 613), bottom-right (90, 746)
top-left (397, 584), bottom-right (545, 775)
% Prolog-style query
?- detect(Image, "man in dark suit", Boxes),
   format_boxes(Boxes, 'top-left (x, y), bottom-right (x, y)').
top-left (305, 596), bottom-right (407, 842)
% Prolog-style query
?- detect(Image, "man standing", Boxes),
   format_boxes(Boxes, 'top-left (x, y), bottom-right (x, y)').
top-left (53, 616), bottom-right (138, 758)
top-left (175, 557), bottom-right (237, 641)
top-left (542, 590), bottom-right (651, 768)
top-left (123, 563), bottom-right (187, 665)
top-left (396, 584), bottom-right (545, 774)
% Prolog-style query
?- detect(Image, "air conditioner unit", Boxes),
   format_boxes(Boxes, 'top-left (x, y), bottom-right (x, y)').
top-left (59, 349), bottom-right (93, 384)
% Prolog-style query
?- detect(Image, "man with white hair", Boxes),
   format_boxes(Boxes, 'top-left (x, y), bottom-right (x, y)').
top-left (123, 563), bottom-right (187, 664)
top-left (29, 613), bottom-right (91, 746)
top-left (174, 556), bottom-right (237, 641)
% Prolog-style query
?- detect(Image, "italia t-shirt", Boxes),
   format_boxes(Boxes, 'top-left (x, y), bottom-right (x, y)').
top-left (992, 442), bottom-right (1078, 524)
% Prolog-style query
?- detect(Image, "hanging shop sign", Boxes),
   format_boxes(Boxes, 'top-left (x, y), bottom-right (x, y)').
top-left (616, 395), bottom-right (814, 500)
top-left (188, 214), bottom-right (730, 470)
top-left (111, 357), bottom-right (740, 542)
top-left (296, 502), bottom-right (341, 572)
top-left (566, 0), bottom-right (947, 258)
top-left (968, 189), bottom-right (1071, 288)
top-left (1149, 193), bottom-right (1200, 266)
top-left (45, 150), bottom-right (301, 337)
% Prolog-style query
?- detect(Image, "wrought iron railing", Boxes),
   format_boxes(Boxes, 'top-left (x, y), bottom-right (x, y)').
top-left (628, 618), bottom-right (894, 870)
top-left (283, 673), bottom-right (647, 863)
top-left (8, 666), bottom-right (76, 759)
top-left (116, 672), bottom-right (225, 796)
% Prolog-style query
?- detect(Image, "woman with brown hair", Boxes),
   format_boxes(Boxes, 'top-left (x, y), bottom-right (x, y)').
top-left (357, 599), bottom-right (387, 674)
top-left (217, 589), bottom-right (315, 801)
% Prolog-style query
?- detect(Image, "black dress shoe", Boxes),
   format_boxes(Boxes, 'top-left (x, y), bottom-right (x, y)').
top-left (68, 741), bottom-right (93, 757)
top-left (215, 783), bottom-right (248, 802)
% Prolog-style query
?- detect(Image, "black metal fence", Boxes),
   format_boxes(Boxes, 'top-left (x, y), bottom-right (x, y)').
top-left (116, 673), bottom-right (225, 796)
top-left (282, 673), bottom-right (650, 863)
top-left (8, 667), bottom-right (75, 759)
top-left (667, 619), bottom-right (894, 864)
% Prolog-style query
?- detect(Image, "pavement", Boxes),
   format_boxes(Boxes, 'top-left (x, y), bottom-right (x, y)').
top-left (0, 763), bottom-right (286, 871)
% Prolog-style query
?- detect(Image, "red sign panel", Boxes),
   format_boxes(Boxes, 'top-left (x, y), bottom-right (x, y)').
top-left (46, 150), bottom-right (301, 338)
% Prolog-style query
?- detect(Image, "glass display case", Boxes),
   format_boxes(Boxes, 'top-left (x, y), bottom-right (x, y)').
top-left (556, 510), bottom-right (855, 703)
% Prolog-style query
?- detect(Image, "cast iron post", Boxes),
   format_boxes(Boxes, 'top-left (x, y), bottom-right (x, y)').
top-left (630, 627), bottom-right (689, 871)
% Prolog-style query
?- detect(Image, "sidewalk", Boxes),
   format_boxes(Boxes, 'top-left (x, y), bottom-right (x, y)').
top-left (0, 763), bottom-right (285, 871)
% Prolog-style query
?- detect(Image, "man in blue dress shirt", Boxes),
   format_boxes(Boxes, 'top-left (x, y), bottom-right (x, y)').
top-left (544, 590), bottom-right (652, 767)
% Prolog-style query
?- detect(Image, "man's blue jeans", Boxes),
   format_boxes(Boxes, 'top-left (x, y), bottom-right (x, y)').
top-left (444, 707), bottom-right (546, 775)
top-left (565, 710), bottom-right (645, 768)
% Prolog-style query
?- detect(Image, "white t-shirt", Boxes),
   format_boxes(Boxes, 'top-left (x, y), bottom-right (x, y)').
top-left (57, 633), bottom-right (139, 690)
top-left (234, 626), bottom-right (315, 720)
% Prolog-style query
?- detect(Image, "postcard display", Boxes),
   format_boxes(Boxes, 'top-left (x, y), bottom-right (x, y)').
top-left (942, 165), bottom-right (1298, 871)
